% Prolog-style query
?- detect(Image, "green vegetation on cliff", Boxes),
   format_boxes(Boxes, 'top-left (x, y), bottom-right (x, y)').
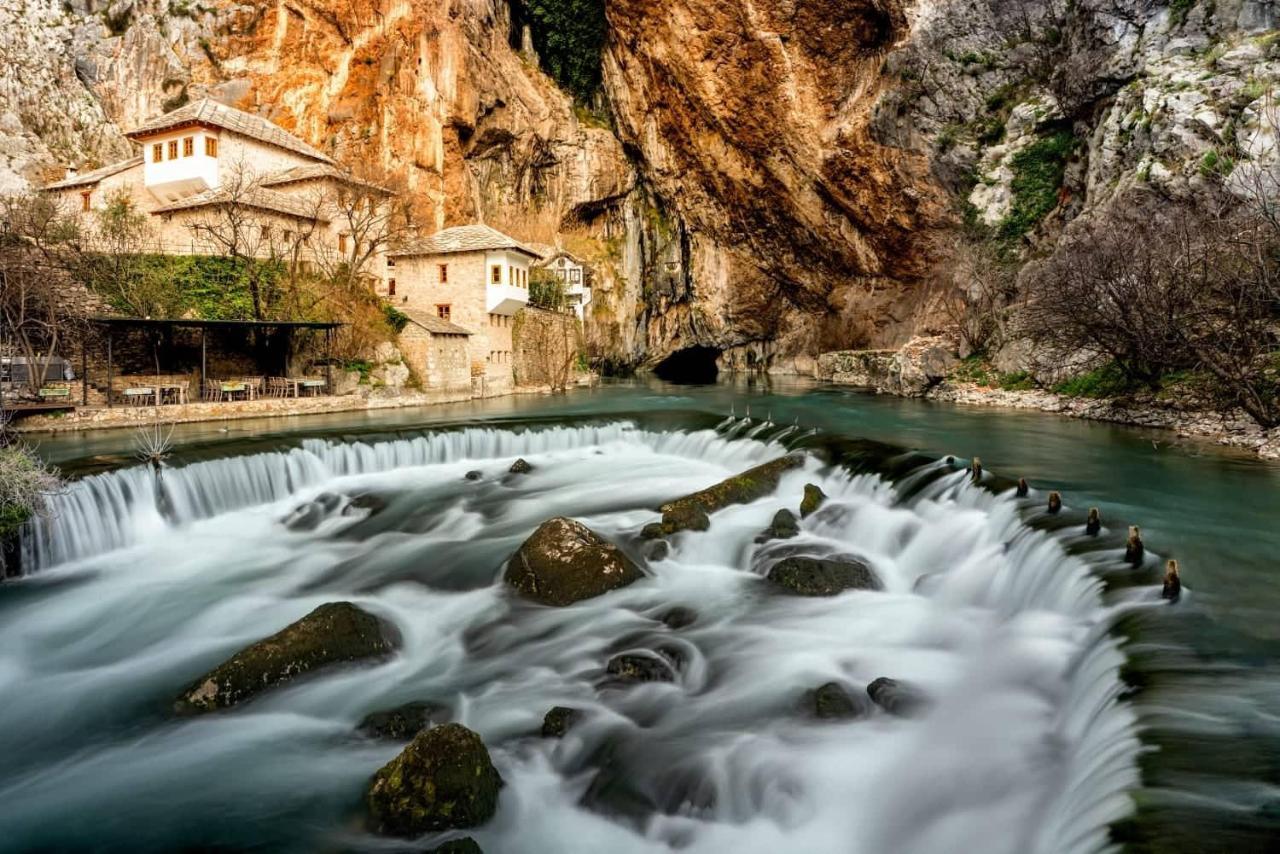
top-left (522, 0), bottom-right (607, 104)
top-left (997, 130), bottom-right (1076, 243)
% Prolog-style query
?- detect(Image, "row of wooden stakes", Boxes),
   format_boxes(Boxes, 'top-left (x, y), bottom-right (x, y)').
top-left (968, 457), bottom-right (1181, 603)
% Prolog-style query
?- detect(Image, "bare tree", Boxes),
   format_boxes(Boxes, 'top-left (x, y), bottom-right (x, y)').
top-left (937, 238), bottom-right (1019, 355)
top-left (314, 166), bottom-right (414, 292)
top-left (517, 309), bottom-right (581, 393)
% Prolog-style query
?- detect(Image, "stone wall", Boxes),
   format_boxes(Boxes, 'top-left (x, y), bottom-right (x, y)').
top-left (513, 307), bottom-right (582, 389)
top-left (397, 325), bottom-right (471, 393)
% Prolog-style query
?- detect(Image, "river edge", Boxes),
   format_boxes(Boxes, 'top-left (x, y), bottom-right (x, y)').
top-left (915, 380), bottom-right (1280, 461)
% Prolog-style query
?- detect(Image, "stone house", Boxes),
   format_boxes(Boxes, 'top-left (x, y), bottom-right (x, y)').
top-left (41, 98), bottom-right (386, 278)
top-left (533, 248), bottom-right (592, 320)
top-left (397, 310), bottom-right (473, 393)
top-left (384, 225), bottom-right (538, 393)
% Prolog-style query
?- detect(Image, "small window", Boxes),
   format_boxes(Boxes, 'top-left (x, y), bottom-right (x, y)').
top-left (80, 191), bottom-right (91, 212)
top-left (570, 269), bottom-right (581, 283)
top-left (491, 265), bottom-right (501, 284)
top-left (152, 143), bottom-right (164, 163)
top-left (387, 257), bottom-right (396, 268)
top-left (338, 234), bottom-right (348, 253)
top-left (508, 265), bottom-right (514, 286)
top-left (167, 139), bottom-right (179, 160)
top-left (205, 137), bottom-right (218, 158)
top-left (436, 304), bottom-right (451, 321)
top-left (261, 224), bottom-right (272, 240)
top-left (283, 229), bottom-right (293, 241)
top-left (439, 263), bottom-right (448, 282)
top-left (183, 136), bottom-right (194, 157)
top-left (388, 278), bottom-right (396, 296)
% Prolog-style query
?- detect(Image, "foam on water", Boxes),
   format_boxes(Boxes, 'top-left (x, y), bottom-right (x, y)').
top-left (0, 421), bottom-right (1143, 853)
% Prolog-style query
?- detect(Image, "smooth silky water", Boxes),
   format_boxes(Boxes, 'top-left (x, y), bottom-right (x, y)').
top-left (2, 378), bottom-right (1277, 853)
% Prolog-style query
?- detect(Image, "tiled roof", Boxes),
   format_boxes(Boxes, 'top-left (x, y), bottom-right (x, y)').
top-left (259, 164), bottom-right (390, 194)
top-left (401, 308), bottom-right (472, 336)
top-left (150, 186), bottom-right (329, 221)
top-left (533, 247), bottom-right (588, 268)
top-left (43, 156), bottom-right (144, 190)
top-left (390, 224), bottom-right (540, 258)
top-left (126, 98), bottom-right (333, 164)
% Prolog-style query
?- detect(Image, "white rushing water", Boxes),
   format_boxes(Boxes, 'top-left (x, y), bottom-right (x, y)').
top-left (0, 421), bottom-right (1142, 853)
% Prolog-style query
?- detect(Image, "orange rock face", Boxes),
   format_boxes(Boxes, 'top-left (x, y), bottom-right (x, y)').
top-left (603, 0), bottom-right (948, 361)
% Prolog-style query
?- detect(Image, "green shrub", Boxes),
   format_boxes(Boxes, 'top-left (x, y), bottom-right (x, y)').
top-left (1170, 0), bottom-right (1197, 27)
top-left (382, 304), bottom-right (409, 333)
top-left (522, 0), bottom-right (606, 104)
top-left (997, 130), bottom-right (1076, 243)
top-left (998, 370), bottom-right (1036, 391)
top-left (1053, 362), bottom-right (1139, 398)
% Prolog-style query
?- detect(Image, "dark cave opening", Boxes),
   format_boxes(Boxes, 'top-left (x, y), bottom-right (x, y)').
top-left (653, 346), bottom-right (722, 384)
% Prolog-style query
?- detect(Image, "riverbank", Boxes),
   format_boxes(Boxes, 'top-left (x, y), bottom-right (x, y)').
top-left (8, 384), bottom-right (575, 434)
top-left (923, 381), bottom-right (1280, 460)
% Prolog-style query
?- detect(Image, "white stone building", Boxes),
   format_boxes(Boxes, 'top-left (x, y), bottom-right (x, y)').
top-left (533, 248), bottom-right (592, 320)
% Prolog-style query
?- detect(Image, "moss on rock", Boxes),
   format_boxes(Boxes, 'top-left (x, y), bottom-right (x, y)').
top-left (541, 706), bottom-right (581, 738)
top-left (505, 517), bottom-right (644, 606)
top-left (810, 681), bottom-right (863, 720)
top-left (767, 556), bottom-right (882, 596)
top-left (357, 701), bottom-right (450, 740)
top-left (658, 455), bottom-right (804, 534)
top-left (174, 602), bottom-right (395, 714)
top-left (799, 484), bottom-right (827, 518)
top-left (366, 723), bottom-right (501, 837)
top-left (756, 508), bottom-right (800, 543)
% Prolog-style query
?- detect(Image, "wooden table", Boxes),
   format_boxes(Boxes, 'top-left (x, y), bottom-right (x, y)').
top-left (285, 378), bottom-right (326, 397)
top-left (157, 383), bottom-right (189, 405)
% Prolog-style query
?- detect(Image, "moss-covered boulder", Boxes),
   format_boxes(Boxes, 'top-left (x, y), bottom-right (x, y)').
top-left (656, 455), bottom-right (805, 535)
top-left (866, 677), bottom-right (929, 717)
top-left (505, 517), bottom-right (644, 606)
top-left (809, 681), bottom-right (863, 720)
top-left (509, 458), bottom-right (533, 474)
top-left (175, 602), bottom-right (395, 714)
top-left (541, 706), bottom-right (581, 738)
top-left (767, 556), bottom-right (882, 596)
top-left (756, 508), bottom-right (800, 543)
top-left (799, 484), bottom-right (827, 518)
top-left (605, 652), bottom-right (676, 684)
top-left (366, 723), bottom-right (502, 837)
top-left (357, 701), bottom-right (450, 740)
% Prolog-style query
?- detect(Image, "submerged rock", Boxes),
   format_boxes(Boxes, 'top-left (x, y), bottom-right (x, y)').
top-left (345, 493), bottom-right (388, 517)
top-left (755, 508), bottom-right (800, 543)
top-left (767, 556), bottom-right (882, 596)
top-left (464, 470), bottom-right (482, 481)
top-left (799, 484), bottom-right (827, 518)
top-left (657, 455), bottom-right (805, 535)
top-left (541, 706), bottom-right (581, 738)
top-left (605, 652), bottom-right (676, 684)
top-left (810, 682), bottom-right (862, 720)
top-left (357, 701), bottom-right (450, 740)
top-left (366, 723), bottom-right (501, 837)
top-left (505, 517), bottom-right (644, 606)
top-left (175, 602), bottom-right (395, 714)
top-left (639, 522), bottom-right (666, 541)
top-left (866, 677), bottom-right (928, 717)
top-left (646, 539), bottom-right (670, 561)
top-left (659, 606), bottom-right (698, 629)
top-left (509, 458), bottom-right (533, 474)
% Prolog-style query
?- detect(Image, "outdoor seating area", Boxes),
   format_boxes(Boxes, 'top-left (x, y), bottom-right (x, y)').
top-left (198, 376), bottom-right (329, 403)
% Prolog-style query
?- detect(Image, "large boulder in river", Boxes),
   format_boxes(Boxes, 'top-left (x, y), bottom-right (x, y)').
top-left (505, 517), bottom-right (644, 606)
top-left (175, 602), bottom-right (395, 714)
top-left (657, 455), bottom-right (805, 535)
top-left (767, 556), bottom-right (882, 596)
top-left (366, 723), bottom-right (501, 837)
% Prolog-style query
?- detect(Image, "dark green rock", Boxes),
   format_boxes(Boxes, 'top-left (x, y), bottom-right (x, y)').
top-left (541, 706), bottom-right (581, 738)
top-left (799, 484), bottom-right (827, 518)
top-left (509, 458), bottom-right (533, 474)
top-left (756, 508), bottom-right (800, 542)
top-left (175, 602), bottom-right (395, 714)
top-left (366, 723), bottom-right (501, 837)
top-left (866, 677), bottom-right (928, 717)
top-left (639, 522), bottom-right (666, 540)
top-left (659, 606), bottom-right (697, 629)
top-left (357, 701), bottom-right (450, 740)
top-left (605, 652), bottom-right (675, 684)
top-left (464, 470), bottom-right (482, 481)
top-left (505, 517), bottom-right (644, 606)
top-left (657, 455), bottom-right (805, 535)
top-left (767, 556), bottom-right (882, 596)
top-left (811, 682), bottom-right (861, 720)
top-left (426, 838), bottom-right (483, 854)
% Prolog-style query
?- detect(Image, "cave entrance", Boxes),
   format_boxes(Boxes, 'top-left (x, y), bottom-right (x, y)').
top-left (653, 346), bottom-right (721, 384)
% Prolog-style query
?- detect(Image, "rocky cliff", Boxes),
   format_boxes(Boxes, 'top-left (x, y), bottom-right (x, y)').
top-left (2, 0), bottom-right (1277, 374)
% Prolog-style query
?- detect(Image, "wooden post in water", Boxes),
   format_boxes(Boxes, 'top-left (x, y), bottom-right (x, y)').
top-left (1016, 478), bottom-right (1029, 498)
top-left (1047, 491), bottom-right (1062, 514)
top-left (1125, 526), bottom-right (1144, 566)
top-left (1086, 507), bottom-right (1101, 536)
top-left (971, 457), bottom-right (983, 484)
top-left (1162, 560), bottom-right (1181, 602)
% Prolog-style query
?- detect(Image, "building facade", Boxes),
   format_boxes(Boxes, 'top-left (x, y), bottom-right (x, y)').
top-left (42, 98), bottom-right (382, 274)
top-left (534, 249), bottom-right (593, 320)
top-left (385, 225), bottom-right (538, 393)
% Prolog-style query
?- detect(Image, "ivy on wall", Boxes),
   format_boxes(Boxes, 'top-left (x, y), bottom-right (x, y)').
top-left (522, 0), bottom-right (607, 104)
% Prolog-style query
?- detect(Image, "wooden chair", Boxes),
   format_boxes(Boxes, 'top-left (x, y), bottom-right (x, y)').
top-left (203, 380), bottom-right (224, 402)
top-left (267, 377), bottom-right (289, 398)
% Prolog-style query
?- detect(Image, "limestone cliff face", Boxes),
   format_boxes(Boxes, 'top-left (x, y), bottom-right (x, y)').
top-left (602, 0), bottom-right (948, 370)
